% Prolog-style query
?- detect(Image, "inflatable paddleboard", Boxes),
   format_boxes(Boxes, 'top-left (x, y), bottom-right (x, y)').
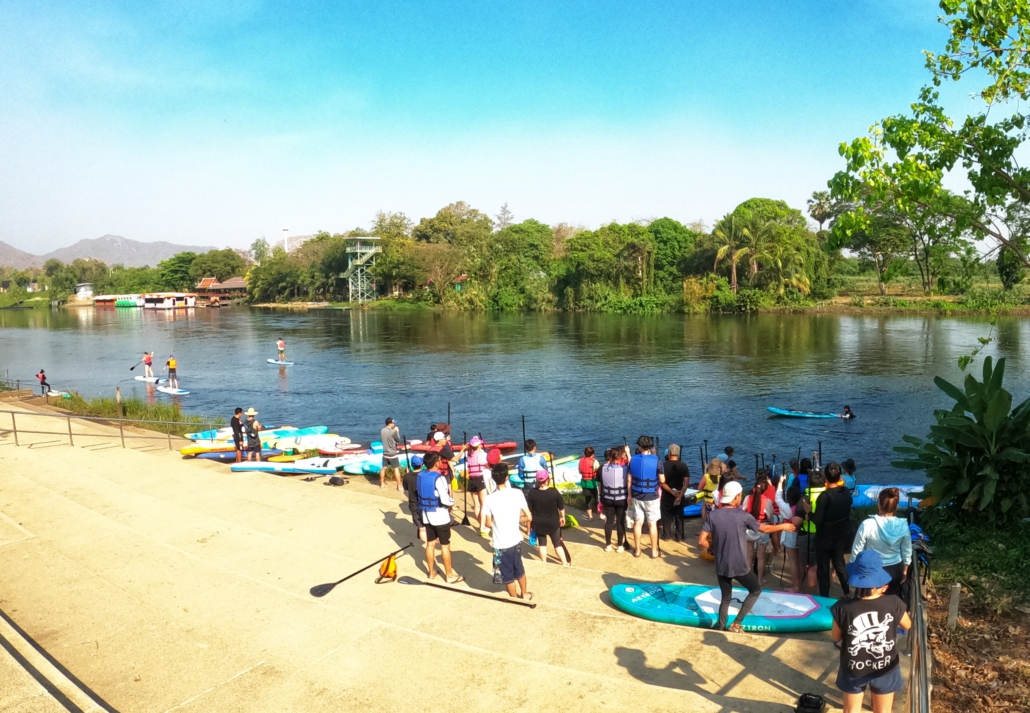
top-left (851, 484), bottom-right (925, 509)
top-left (195, 449), bottom-right (283, 462)
top-left (267, 359), bottom-right (294, 366)
top-left (230, 462), bottom-right (335, 475)
top-left (767, 406), bottom-right (839, 419)
top-left (610, 582), bottom-right (836, 633)
top-left (156, 386), bottom-right (190, 396)
top-left (185, 425), bottom-right (296, 442)
top-left (266, 433), bottom-right (347, 451)
top-left (134, 376), bottom-right (167, 384)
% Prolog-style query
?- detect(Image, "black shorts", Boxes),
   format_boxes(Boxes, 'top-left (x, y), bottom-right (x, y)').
top-left (409, 504), bottom-right (423, 528)
top-left (168, 369), bottom-right (177, 377)
top-left (248, 440), bottom-right (262, 452)
top-left (233, 435), bottom-right (243, 450)
top-left (425, 521), bottom-right (451, 545)
top-left (468, 477), bottom-right (487, 493)
top-left (383, 455), bottom-right (401, 468)
top-left (535, 528), bottom-right (562, 548)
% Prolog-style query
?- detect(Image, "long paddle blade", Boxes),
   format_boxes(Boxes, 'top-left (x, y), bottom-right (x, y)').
top-left (129, 360), bottom-right (142, 371)
top-left (396, 576), bottom-right (536, 608)
top-left (309, 581), bottom-right (338, 598)
top-left (309, 543), bottom-right (412, 598)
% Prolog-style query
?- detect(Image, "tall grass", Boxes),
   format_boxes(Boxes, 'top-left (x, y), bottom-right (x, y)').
top-left (63, 393), bottom-right (224, 436)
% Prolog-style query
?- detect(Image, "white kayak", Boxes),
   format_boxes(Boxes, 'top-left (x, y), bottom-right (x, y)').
top-left (267, 359), bottom-right (294, 366)
top-left (156, 386), bottom-right (190, 395)
top-left (134, 376), bottom-right (167, 383)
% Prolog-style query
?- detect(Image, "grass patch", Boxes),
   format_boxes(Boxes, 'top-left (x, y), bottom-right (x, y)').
top-left (63, 393), bottom-right (224, 436)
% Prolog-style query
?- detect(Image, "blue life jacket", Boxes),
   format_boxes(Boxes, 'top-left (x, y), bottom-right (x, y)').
top-left (600, 464), bottom-right (628, 501)
top-left (630, 453), bottom-right (660, 495)
top-left (518, 453), bottom-right (545, 477)
top-left (417, 470), bottom-right (441, 511)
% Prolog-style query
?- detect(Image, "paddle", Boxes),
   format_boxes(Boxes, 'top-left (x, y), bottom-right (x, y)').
top-left (309, 543), bottom-right (412, 598)
top-left (704, 439), bottom-right (709, 463)
top-left (699, 445), bottom-right (705, 475)
top-left (397, 576), bottom-right (536, 608)
top-left (460, 431), bottom-right (470, 526)
top-left (547, 452), bottom-right (572, 565)
top-left (129, 359), bottom-right (143, 371)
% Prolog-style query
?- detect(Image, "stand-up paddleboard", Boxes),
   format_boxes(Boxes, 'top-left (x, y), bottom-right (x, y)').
top-left (767, 406), bottom-right (840, 419)
top-left (266, 433), bottom-right (347, 451)
top-left (230, 462), bottom-right (336, 476)
top-left (44, 391), bottom-right (69, 398)
top-left (680, 488), bottom-right (702, 517)
top-left (610, 582), bottom-right (836, 633)
top-left (156, 386), bottom-right (190, 396)
top-left (181, 426), bottom-right (330, 455)
top-left (852, 484), bottom-right (925, 509)
top-left (267, 359), bottom-right (294, 366)
top-left (134, 376), bottom-right (167, 384)
top-left (195, 449), bottom-right (284, 463)
top-left (185, 425), bottom-right (295, 442)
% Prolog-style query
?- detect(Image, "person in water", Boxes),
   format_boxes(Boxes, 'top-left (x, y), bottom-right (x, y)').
top-left (276, 338), bottom-right (286, 362)
top-left (36, 369), bottom-right (50, 395)
top-left (142, 352), bottom-right (154, 379)
top-left (166, 355), bottom-right (179, 389)
top-left (841, 405), bottom-right (856, 420)
top-left (831, 550), bottom-right (911, 713)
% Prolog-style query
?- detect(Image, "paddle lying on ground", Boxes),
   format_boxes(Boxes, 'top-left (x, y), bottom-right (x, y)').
top-left (309, 543), bottom-right (412, 598)
top-left (396, 576), bottom-right (536, 608)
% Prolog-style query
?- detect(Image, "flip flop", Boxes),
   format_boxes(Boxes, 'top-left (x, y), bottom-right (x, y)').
top-left (446, 575), bottom-right (464, 585)
top-left (522, 592), bottom-right (534, 602)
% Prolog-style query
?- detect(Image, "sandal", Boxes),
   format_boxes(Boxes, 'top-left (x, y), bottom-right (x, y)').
top-left (446, 574), bottom-right (464, 585)
top-left (727, 623), bottom-right (743, 633)
top-left (522, 592), bottom-right (534, 601)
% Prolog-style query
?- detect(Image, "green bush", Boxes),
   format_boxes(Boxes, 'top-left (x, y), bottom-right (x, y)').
top-left (849, 296), bottom-right (866, 307)
top-left (64, 394), bottom-right (224, 436)
top-left (872, 296), bottom-right (910, 308)
top-left (734, 288), bottom-right (771, 313)
top-left (960, 287), bottom-right (1021, 311)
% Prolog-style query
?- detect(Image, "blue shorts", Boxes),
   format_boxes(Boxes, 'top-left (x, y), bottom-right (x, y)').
top-left (836, 665), bottom-right (903, 695)
top-left (497, 543), bottom-right (525, 585)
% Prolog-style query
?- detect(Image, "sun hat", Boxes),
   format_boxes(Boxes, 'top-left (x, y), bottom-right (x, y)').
top-left (469, 436), bottom-right (483, 447)
top-left (245, 408), bottom-right (258, 416)
top-left (433, 431), bottom-right (446, 442)
top-left (536, 469), bottom-right (550, 483)
top-left (721, 481), bottom-right (742, 504)
top-left (846, 550), bottom-right (892, 589)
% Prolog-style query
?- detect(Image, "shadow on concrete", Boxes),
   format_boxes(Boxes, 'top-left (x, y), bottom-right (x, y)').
top-left (614, 631), bottom-right (840, 713)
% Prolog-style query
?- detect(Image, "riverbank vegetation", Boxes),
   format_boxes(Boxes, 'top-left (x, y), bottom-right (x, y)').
top-left (63, 393), bottom-right (223, 436)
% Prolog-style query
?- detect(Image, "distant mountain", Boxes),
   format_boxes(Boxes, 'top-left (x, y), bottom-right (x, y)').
top-left (0, 240), bottom-right (39, 269)
top-left (0, 235), bottom-right (220, 269)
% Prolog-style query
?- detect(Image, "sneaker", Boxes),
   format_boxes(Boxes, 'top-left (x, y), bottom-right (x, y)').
top-left (600, 514), bottom-right (607, 521)
top-left (616, 545), bottom-right (625, 553)
top-left (480, 530), bottom-right (490, 538)
top-left (604, 545), bottom-right (613, 552)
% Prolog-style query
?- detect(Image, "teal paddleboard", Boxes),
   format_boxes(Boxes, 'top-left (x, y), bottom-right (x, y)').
top-left (767, 406), bottom-right (840, 419)
top-left (609, 582), bottom-right (836, 633)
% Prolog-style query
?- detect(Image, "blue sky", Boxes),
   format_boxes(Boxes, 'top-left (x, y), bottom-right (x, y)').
top-left (0, 0), bottom-right (962, 252)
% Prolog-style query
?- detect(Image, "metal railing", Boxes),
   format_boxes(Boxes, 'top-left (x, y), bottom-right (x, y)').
top-left (0, 407), bottom-right (221, 450)
top-left (907, 512), bottom-right (932, 713)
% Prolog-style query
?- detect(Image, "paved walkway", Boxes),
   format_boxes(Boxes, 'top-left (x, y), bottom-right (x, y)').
top-left (0, 403), bottom-right (882, 712)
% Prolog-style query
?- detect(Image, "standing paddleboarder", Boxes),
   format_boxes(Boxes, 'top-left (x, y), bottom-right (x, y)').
top-left (166, 355), bottom-right (179, 390)
top-left (276, 338), bottom-right (286, 362)
top-left (142, 352), bottom-right (154, 379)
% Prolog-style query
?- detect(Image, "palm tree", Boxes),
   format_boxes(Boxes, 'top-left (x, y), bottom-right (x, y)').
top-left (807, 191), bottom-right (834, 233)
top-left (741, 215), bottom-right (776, 284)
top-left (765, 243), bottom-right (811, 297)
top-left (713, 213), bottom-right (750, 292)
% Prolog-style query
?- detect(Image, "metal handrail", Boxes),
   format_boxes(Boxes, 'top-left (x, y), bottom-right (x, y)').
top-left (907, 512), bottom-right (932, 713)
top-left (0, 407), bottom-right (221, 450)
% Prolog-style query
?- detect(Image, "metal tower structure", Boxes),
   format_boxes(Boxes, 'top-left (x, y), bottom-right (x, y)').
top-left (343, 237), bottom-right (381, 303)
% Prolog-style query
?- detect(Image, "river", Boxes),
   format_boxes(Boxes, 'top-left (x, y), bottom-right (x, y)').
top-left (2, 307), bottom-right (1022, 485)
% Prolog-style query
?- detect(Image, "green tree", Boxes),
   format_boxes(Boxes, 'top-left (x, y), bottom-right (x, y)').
top-left (713, 213), bottom-right (750, 292)
top-left (189, 249), bottom-right (247, 283)
top-left (158, 252), bottom-right (197, 291)
top-left (647, 217), bottom-right (698, 293)
top-left (807, 190), bottom-right (834, 233)
top-left (247, 247), bottom-right (302, 302)
top-left (251, 238), bottom-right (270, 264)
top-left (845, 208), bottom-right (912, 296)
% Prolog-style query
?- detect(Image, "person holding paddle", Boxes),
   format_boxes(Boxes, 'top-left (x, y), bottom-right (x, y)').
top-left (166, 355), bottom-right (179, 390)
top-left (142, 352), bottom-right (154, 379)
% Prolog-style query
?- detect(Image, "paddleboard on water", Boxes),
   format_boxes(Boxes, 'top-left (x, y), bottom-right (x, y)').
top-left (156, 386), bottom-right (190, 396)
top-left (851, 483), bottom-right (925, 509)
top-left (609, 582), bottom-right (836, 633)
top-left (766, 406), bottom-right (840, 419)
top-left (267, 359), bottom-right (294, 366)
top-left (134, 376), bottom-right (167, 384)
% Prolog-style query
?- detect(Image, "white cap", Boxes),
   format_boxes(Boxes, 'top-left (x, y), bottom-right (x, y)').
top-left (721, 481), bottom-right (742, 504)
top-left (433, 431), bottom-right (446, 442)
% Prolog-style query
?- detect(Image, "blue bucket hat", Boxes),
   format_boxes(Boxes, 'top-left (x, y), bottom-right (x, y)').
top-left (846, 550), bottom-right (892, 589)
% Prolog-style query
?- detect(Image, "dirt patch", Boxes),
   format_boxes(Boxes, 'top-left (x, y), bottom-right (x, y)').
top-left (928, 587), bottom-right (1030, 712)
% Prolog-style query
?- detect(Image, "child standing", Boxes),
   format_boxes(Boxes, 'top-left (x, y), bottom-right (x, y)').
top-left (830, 550), bottom-right (912, 713)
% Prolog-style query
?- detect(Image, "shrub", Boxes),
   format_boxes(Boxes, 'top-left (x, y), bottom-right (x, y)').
top-left (734, 288), bottom-right (771, 313)
top-left (960, 287), bottom-right (1021, 311)
top-left (849, 296), bottom-right (866, 307)
top-left (872, 296), bottom-right (910, 308)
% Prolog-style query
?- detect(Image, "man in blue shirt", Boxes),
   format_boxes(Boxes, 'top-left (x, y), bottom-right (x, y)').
top-left (627, 435), bottom-right (665, 559)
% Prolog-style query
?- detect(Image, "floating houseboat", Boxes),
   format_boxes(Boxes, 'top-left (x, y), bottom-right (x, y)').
top-left (93, 294), bottom-right (144, 308)
top-left (142, 292), bottom-right (197, 309)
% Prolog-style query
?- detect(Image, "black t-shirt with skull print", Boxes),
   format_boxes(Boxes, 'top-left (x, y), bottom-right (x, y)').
top-left (831, 595), bottom-right (908, 676)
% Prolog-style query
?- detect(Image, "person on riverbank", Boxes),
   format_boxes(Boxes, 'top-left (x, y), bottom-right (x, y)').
top-left (698, 481), bottom-right (796, 632)
top-left (578, 447), bottom-right (600, 520)
top-left (402, 455), bottom-right (426, 543)
top-left (717, 446), bottom-right (741, 480)
top-left (660, 444), bottom-right (690, 542)
top-left (628, 435), bottom-right (664, 559)
top-left (527, 470), bottom-right (569, 566)
top-left (515, 439), bottom-right (548, 492)
top-left (811, 462), bottom-right (853, 598)
top-left (741, 473), bottom-right (775, 586)
top-left (843, 458), bottom-right (857, 484)
top-left (36, 369), bottom-right (50, 395)
top-left (831, 550), bottom-right (911, 713)
top-left (417, 452), bottom-right (462, 584)
top-left (600, 447), bottom-right (629, 552)
top-left (462, 436), bottom-right (491, 536)
top-left (482, 462), bottom-right (533, 601)
top-left (244, 408), bottom-right (263, 462)
top-left (429, 431), bottom-right (455, 484)
top-left (380, 418), bottom-right (403, 491)
top-left (230, 407), bottom-right (244, 463)
top-left (276, 338), bottom-right (286, 362)
top-left (142, 352), bottom-right (154, 379)
top-left (698, 458), bottom-right (723, 561)
top-left (166, 355), bottom-right (179, 389)
top-left (851, 487), bottom-right (911, 598)
top-left (775, 474), bottom-right (803, 592)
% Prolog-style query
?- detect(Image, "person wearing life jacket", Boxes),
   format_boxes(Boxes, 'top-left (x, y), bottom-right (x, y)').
top-left (741, 473), bottom-right (775, 586)
top-left (428, 431), bottom-right (455, 481)
top-left (276, 338), bottom-right (286, 362)
top-left (166, 355), bottom-right (179, 389)
top-left (797, 469), bottom-right (827, 592)
top-left (462, 436), bottom-right (492, 537)
top-left (515, 439), bottom-right (548, 492)
top-left (417, 451), bottom-right (462, 584)
top-left (36, 369), bottom-right (50, 395)
top-left (599, 447), bottom-right (630, 552)
top-left (578, 446), bottom-right (600, 520)
top-left (142, 352), bottom-right (154, 379)
top-left (627, 435), bottom-right (665, 559)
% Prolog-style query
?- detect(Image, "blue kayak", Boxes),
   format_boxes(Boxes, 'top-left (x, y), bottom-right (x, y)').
top-left (767, 406), bottom-right (840, 419)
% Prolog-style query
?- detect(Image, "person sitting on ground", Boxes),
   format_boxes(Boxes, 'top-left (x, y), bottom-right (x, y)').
top-left (698, 482), bottom-right (796, 632)
top-left (482, 462), bottom-right (533, 601)
top-left (851, 487), bottom-right (911, 598)
top-left (578, 447), bottom-right (600, 520)
top-left (831, 550), bottom-right (911, 713)
top-left (599, 447), bottom-right (630, 552)
top-left (627, 435), bottom-right (665, 559)
top-left (741, 473), bottom-right (775, 587)
top-left (812, 462), bottom-right (853, 598)
top-left (515, 439), bottom-right (548, 493)
top-left (417, 452), bottom-right (462, 584)
top-left (402, 455), bottom-right (426, 543)
top-left (244, 408), bottom-right (263, 462)
top-left (36, 368), bottom-right (50, 395)
top-left (526, 470), bottom-right (569, 566)
top-left (660, 444), bottom-right (690, 542)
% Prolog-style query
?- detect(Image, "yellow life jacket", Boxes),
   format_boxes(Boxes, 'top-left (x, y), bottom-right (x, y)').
top-left (168, 358), bottom-right (177, 369)
top-left (700, 472), bottom-right (719, 504)
top-left (802, 486), bottom-right (826, 533)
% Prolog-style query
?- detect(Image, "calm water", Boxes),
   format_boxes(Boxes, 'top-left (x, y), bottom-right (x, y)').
top-left (2, 307), bottom-right (1024, 485)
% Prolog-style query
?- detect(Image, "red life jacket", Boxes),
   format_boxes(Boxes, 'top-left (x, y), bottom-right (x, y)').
top-left (578, 457), bottom-right (596, 482)
top-left (429, 444), bottom-right (452, 476)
